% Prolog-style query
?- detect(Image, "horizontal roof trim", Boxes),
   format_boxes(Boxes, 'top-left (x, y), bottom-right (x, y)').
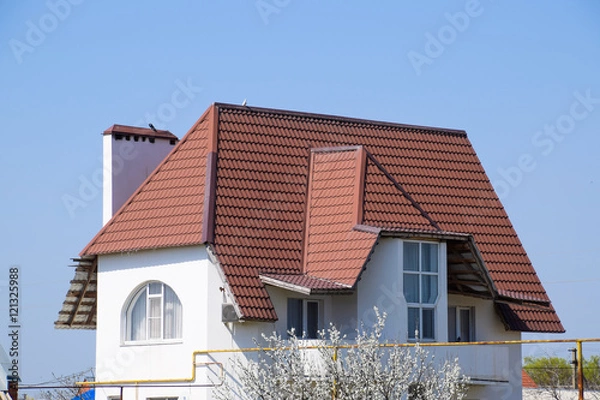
top-left (378, 228), bottom-right (471, 241)
top-left (261, 274), bottom-right (353, 295)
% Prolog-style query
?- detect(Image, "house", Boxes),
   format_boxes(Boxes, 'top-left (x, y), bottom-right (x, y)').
top-left (56, 103), bottom-right (564, 400)
top-left (0, 345), bottom-right (14, 399)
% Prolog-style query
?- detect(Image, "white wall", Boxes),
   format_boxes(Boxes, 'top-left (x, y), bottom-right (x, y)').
top-left (357, 237), bottom-right (448, 342)
top-left (356, 238), bottom-right (522, 400)
top-left (102, 134), bottom-right (176, 224)
top-left (93, 239), bottom-right (524, 400)
top-left (448, 295), bottom-right (523, 399)
top-left (94, 245), bottom-right (269, 400)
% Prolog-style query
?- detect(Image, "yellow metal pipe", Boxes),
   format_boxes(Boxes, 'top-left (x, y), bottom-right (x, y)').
top-left (332, 346), bottom-right (338, 400)
top-left (577, 340), bottom-right (584, 400)
top-left (80, 337), bottom-right (600, 387)
top-left (77, 352), bottom-right (222, 386)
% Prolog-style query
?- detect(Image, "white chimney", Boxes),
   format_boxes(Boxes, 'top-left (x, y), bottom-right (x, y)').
top-left (102, 125), bottom-right (178, 225)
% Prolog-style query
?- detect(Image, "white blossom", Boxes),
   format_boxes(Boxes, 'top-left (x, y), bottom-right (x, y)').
top-left (214, 308), bottom-right (469, 399)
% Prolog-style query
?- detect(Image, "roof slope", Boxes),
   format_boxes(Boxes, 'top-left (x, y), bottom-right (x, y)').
top-left (77, 103), bottom-right (563, 332)
top-left (302, 147), bottom-right (379, 286)
top-left (82, 109), bottom-right (213, 255)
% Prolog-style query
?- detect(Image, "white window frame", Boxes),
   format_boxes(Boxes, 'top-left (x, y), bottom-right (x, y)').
top-left (287, 298), bottom-right (323, 339)
top-left (124, 281), bottom-right (182, 344)
top-left (448, 306), bottom-right (475, 342)
top-left (403, 241), bottom-right (441, 342)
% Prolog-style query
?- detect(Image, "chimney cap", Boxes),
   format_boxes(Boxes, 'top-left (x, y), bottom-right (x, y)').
top-left (103, 124), bottom-right (178, 141)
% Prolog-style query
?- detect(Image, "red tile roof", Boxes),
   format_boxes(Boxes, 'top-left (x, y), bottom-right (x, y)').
top-left (78, 103), bottom-right (563, 332)
top-left (82, 109), bottom-right (213, 255)
top-left (303, 148), bottom-right (379, 286)
top-left (522, 368), bottom-right (538, 388)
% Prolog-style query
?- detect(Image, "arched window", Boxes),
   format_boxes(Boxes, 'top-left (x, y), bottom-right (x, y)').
top-left (126, 282), bottom-right (182, 341)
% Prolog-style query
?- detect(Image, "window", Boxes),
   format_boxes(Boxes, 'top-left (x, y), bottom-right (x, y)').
top-left (126, 282), bottom-right (182, 342)
top-left (287, 298), bottom-right (321, 339)
top-left (403, 242), bottom-right (439, 340)
top-left (448, 306), bottom-right (474, 342)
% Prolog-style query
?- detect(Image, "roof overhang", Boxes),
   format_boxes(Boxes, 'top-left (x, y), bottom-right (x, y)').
top-left (55, 256), bottom-right (97, 329)
top-left (377, 228), bottom-right (498, 300)
top-left (260, 274), bottom-right (354, 295)
top-left (446, 237), bottom-right (498, 300)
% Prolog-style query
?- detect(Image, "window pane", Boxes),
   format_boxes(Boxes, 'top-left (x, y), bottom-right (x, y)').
top-left (148, 297), bottom-right (162, 339)
top-left (421, 243), bottom-right (438, 272)
top-left (460, 309), bottom-right (471, 342)
top-left (403, 242), bottom-right (419, 271)
top-left (421, 275), bottom-right (438, 304)
top-left (422, 309), bottom-right (435, 340)
top-left (149, 282), bottom-right (162, 295)
top-left (148, 318), bottom-right (161, 340)
top-left (287, 299), bottom-right (303, 337)
top-left (408, 307), bottom-right (419, 339)
top-left (149, 297), bottom-right (161, 318)
top-left (130, 291), bottom-right (146, 341)
top-left (448, 307), bottom-right (457, 342)
top-left (403, 274), bottom-right (419, 303)
top-left (164, 285), bottom-right (182, 339)
top-left (306, 301), bottom-right (319, 339)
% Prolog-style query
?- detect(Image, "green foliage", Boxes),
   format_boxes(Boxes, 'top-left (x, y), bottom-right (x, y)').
top-left (524, 356), bottom-right (572, 388)
top-left (584, 355), bottom-right (600, 389)
top-left (524, 355), bottom-right (600, 389)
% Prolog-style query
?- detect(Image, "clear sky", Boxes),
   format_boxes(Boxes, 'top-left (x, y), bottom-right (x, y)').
top-left (0, 0), bottom-right (599, 389)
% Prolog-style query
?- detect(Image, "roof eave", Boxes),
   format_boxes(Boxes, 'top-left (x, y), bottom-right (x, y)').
top-left (260, 275), bottom-right (354, 295)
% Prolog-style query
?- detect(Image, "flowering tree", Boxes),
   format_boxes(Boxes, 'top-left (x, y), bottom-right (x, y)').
top-left (214, 310), bottom-right (469, 400)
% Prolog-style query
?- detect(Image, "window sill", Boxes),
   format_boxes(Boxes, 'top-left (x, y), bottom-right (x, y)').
top-left (121, 339), bottom-right (183, 347)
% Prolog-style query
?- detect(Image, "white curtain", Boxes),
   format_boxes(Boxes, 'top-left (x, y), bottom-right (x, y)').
top-left (130, 289), bottom-right (146, 341)
top-left (148, 297), bottom-right (162, 340)
top-left (164, 285), bottom-right (182, 339)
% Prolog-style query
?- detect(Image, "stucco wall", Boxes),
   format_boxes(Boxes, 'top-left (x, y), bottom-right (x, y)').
top-left (93, 239), bottom-right (524, 400)
top-left (356, 237), bottom-right (448, 342)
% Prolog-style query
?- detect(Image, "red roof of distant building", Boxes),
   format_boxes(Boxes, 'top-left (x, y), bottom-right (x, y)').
top-left (522, 369), bottom-right (538, 388)
top-left (77, 103), bottom-right (564, 332)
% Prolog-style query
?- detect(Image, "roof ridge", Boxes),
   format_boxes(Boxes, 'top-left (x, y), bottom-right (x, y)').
top-left (214, 102), bottom-right (467, 137)
top-left (364, 151), bottom-right (442, 232)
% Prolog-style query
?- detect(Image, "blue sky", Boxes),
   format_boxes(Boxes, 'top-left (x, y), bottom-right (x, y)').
top-left (1, 0), bottom-right (599, 387)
